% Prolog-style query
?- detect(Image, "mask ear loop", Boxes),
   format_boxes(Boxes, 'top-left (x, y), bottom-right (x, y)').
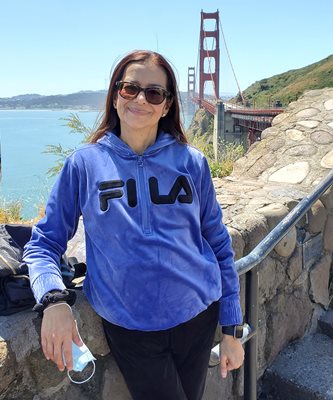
top-left (67, 360), bottom-right (96, 384)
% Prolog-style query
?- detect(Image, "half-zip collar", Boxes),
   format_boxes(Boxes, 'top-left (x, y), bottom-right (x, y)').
top-left (97, 131), bottom-right (177, 159)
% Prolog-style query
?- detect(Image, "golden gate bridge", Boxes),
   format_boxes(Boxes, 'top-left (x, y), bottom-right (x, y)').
top-left (188, 10), bottom-right (284, 153)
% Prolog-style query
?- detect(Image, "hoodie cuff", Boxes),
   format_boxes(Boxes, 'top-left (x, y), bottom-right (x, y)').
top-left (219, 297), bottom-right (243, 326)
top-left (32, 273), bottom-right (66, 303)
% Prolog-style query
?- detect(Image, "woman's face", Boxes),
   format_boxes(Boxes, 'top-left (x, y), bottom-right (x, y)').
top-left (114, 62), bottom-right (170, 135)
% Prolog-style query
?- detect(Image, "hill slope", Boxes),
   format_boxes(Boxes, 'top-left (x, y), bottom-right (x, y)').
top-left (241, 54), bottom-right (333, 107)
top-left (0, 90), bottom-right (107, 110)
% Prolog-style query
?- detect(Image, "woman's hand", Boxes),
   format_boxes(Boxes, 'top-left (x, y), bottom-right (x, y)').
top-left (220, 335), bottom-right (245, 379)
top-left (41, 302), bottom-right (83, 371)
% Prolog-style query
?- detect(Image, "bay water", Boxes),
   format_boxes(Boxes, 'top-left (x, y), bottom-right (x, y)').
top-left (0, 109), bottom-right (194, 219)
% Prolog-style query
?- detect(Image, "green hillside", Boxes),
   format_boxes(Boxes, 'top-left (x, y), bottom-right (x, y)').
top-left (240, 54), bottom-right (333, 107)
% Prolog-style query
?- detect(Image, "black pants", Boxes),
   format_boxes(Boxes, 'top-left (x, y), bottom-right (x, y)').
top-left (102, 302), bottom-right (219, 400)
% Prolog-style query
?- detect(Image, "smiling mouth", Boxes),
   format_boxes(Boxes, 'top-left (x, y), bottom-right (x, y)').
top-left (128, 107), bottom-right (150, 115)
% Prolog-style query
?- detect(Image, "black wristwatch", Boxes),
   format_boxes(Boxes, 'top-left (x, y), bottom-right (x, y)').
top-left (222, 325), bottom-right (244, 339)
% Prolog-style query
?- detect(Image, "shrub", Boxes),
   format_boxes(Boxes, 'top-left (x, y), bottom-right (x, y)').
top-left (0, 200), bottom-right (23, 223)
top-left (190, 136), bottom-right (245, 178)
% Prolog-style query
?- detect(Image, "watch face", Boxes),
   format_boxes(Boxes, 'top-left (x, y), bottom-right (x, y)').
top-left (235, 325), bottom-right (243, 338)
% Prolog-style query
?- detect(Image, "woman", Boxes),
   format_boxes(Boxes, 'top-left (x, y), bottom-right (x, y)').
top-left (24, 50), bottom-right (244, 400)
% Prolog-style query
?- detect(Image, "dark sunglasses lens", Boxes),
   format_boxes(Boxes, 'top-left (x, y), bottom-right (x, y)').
top-left (119, 84), bottom-right (140, 99)
top-left (145, 88), bottom-right (165, 105)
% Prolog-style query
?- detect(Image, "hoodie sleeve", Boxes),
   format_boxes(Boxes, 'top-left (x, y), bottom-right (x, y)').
top-left (23, 155), bottom-right (81, 302)
top-left (199, 157), bottom-right (242, 326)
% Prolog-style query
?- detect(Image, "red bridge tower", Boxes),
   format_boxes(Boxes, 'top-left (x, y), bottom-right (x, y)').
top-left (199, 10), bottom-right (220, 101)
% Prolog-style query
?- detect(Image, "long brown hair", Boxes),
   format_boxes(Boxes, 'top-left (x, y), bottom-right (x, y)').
top-left (89, 50), bottom-right (187, 144)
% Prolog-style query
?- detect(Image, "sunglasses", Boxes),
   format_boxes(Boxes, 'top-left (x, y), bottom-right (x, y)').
top-left (115, 81), bottom-right (171, 105)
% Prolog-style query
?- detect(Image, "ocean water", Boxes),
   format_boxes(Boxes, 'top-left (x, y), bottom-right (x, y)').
top-left (0, 109), bottom-right (194, 219)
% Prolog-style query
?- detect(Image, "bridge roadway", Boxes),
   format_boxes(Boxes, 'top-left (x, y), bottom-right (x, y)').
top-left (228, 106), bottom-right (284, 133)
top-left (193, 97), bottom-right (284, 136)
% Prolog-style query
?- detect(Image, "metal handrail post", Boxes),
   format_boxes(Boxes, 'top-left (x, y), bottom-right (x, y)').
top-left (244, 266), bottom-right (259, 400)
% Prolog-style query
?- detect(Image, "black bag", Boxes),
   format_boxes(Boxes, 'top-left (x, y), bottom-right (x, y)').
top-left (0, 224), bottom-right (86, 316)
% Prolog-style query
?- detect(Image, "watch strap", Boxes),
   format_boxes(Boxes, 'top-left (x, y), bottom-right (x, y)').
top-left (222, 325), bottom-right (243, 338)
top-left (33, 289), bottom-right (77, 317)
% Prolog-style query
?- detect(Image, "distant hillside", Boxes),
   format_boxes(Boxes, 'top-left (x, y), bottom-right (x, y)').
top-left (0, 90), bottom-right (108, 110)
top-left (240, 54), bottom-right (333, 107)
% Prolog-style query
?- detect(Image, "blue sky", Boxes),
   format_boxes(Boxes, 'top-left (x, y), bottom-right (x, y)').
top-left (1, 0), bottom-right (332, 97)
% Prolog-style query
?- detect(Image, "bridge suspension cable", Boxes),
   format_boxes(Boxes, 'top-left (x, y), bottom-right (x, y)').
top-left (195, 33), bottom-right (200, 98)
top-left (219, 18), bottom-right (245, 104)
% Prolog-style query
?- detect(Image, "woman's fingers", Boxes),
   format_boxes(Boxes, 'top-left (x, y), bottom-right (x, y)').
top-left (52, 334), bottom-right (66, 371)
top-left (41, 336), bottom-right (49, 360)
top-left (62, 338), bottom-right (73, 371)
top-left (220, 355), bottom-right (228, 378)
top-left (40, 303), bottom-right (76, 371)
top-left (220, 336), bottom-right (245, 379)
top-left (72, 319), bottom-right (83, 347)
top-left (42, 337), bottom-right (53, 361)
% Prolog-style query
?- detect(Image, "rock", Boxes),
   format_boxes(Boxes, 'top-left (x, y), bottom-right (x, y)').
top-left (321, 184), bottom-right (333, 210)
top-left (323, 214), bottom-right (333, 251)
top-left (321, 149), bottom-right (333, 168)
top-left (230, 213), bottom-right (269, 253)
top-left (309, 254), bottom-right (331, 307)
top-left (271, 112), bottom-right (290, 126)
top-left (261, 126), bottom-right (279, 139)
top-left (73, 292), bottom-right (110, 356)
top-left (247, 153), bottom-right (277, 177)
top-left (203, 366), bottom-right (234, 400)
top-left (284, 144), bottom-right (317, 156)
top-left (293, 269), bottom-right (308, 287)
top-left (263, 288), bottom-right (313, 366)
top-left (257, 203), bottom-right (289, 231)
top-left (258, 258), bottom-right (285, 305)
top-left (324, 99), bottom-right (333, 110)
top-left (0, 312), bottom-right (40, 362)
top-left (267, 138), bottom-right (286, 151)
top-left (0, 341), bottom-right (16, 394)
top-left (311, 130), bottom-right (333, 144)
top-left (286, 128), bottom-right (304, 141)
top-left (296, 120), bottom-right (320, 128)
top-left (304, 89), bottom-right (325, 97)
top-left (286, 246), bottom-right (303, 282)
top-left (227, 227), bottom-right (245, 260)
top-left (102, 357), bottom-right (131, 400)
top-left (268, 162), bottom-right (310, 184)
top-left (307, 199), bottom-right (327, 234)
top-left (274, 227), bottom-right (297, 258)
top-left (295, 108), bottom-right (320, 118)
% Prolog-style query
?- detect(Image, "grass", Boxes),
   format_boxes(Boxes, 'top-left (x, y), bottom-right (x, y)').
top-left (240, 54), bottom-right (333, 107)
top-left (190, 134), bottom-right (245, 178)
top-left (0, 200), bottom-right (44, 224)
top-left (0, 201), bottom-right (23, 223)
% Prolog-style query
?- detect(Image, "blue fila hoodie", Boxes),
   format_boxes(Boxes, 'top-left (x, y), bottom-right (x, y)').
top-left (23, 131), bottom-right (242, 330)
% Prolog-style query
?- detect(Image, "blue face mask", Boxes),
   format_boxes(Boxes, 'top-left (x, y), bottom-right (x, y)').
top-left (63, 342), bottom-right (96, 384)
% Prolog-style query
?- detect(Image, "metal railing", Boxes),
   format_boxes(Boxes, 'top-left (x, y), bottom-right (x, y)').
top-left (210, 167), bottom-right (333, 400)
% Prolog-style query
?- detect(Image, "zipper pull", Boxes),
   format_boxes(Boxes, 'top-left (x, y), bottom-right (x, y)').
top-left (137, 156), bottom-right (143, 167)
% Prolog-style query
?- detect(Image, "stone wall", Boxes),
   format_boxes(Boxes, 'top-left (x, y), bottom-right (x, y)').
top-left (1, 88), bottom-right (332, 399)
top-left (207, 87), bottom-right (333, 398)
